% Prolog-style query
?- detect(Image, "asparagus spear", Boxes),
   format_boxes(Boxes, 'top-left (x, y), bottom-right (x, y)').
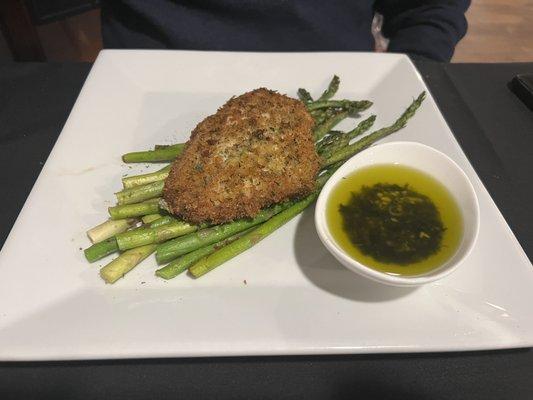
top-left (86, 218), bottom-right (138, 243)
top-left (115, 221), bottom-right (201, 251)
top-left (148, 215), bottom-right (175, 227)
top-left (156, 201), bottom-right (292, 264)
top-left (116, 180), bottom-right (164, 205)
top-left (307, 99), bottom-right (372, 112)
top-left (311, 107), bottom-right (336, 126)
top-left (155, 228), bottom-right (254, 280)
top-left (297, 88), bottom-right (313, 103)
top-left (84, 213), bottom-right (176, 262)
top-left (141, 214), bottom-right (163, 224)
top-left (149, 215), bottom-right (178, 228)
top-left (84, 237), bottom-right (119, 263)
top-left (108, 198), bottom-right (160, 220)
top-left (316, 163), bottom-right (342, 187)
top-left (315, 130), bottom-right (341, 150)
top-left (345, 114), bottom-right (377, 138)
top-left (100, 244), bottom-right (157, 284)
top-left (313, 109), bottom-right (352, 142)
top-left (317, 75), bottom-right (340, 101)
top-left (323, 92), bottom-right (426, 167)
top-left (189, 194), bottom-right (317, 278)
top-left (300, 75), bottom-right (339, 107)
top-left (122, 143), bottom-right (184, 163)
top-left (317, 115), bottom-right (376, 157)
top-left (122, 165), bottom-right (170, 189)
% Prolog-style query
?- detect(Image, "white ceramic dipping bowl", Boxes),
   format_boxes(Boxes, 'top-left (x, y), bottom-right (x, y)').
top-left (315, 141), bottom-right (480, 287)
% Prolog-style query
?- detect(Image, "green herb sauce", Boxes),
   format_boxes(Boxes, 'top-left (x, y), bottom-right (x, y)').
top-left (326, 164), bottom-right (463, 276)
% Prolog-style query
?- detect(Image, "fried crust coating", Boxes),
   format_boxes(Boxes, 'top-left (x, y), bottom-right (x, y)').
top-left (163, 88), bottom-right (321, 224)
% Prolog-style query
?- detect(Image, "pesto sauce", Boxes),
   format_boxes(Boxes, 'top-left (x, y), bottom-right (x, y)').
top-left (326, 164), bottom-right (463, 276)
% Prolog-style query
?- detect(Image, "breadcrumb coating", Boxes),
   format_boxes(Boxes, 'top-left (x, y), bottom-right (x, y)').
top-left (163, 88), bottom-right (321, 224)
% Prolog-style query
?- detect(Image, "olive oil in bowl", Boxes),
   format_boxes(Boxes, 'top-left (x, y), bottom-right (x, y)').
top-left (326, 164), bottom-right (463, 276)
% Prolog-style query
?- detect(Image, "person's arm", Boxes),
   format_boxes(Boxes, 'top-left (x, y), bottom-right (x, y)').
top-left (375, 0), bottom-right (470, 62)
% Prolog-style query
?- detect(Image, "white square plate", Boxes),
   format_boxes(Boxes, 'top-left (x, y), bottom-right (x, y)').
top-left (1, 51), bottom-right (532, 361)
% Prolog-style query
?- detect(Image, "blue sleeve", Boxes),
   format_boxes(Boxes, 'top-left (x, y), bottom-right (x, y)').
top-left (375, 0), bottom-right (470, 62)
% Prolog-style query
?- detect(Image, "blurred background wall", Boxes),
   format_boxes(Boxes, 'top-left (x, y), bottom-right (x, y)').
top-left (1, 0), bottom-right (532, 63)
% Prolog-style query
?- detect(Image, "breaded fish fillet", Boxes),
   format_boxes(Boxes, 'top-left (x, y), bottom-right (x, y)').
top-left (163, 88), bottom-right (321, 224)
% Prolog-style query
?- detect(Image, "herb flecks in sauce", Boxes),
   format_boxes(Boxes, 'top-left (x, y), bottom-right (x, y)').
top-left (326, 164), bottom-right (463, 276)
top-left (339, 183), bottom-right (445, 265)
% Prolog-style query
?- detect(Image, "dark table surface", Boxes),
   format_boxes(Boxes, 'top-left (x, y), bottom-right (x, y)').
top-left (0, 60), bottom-right (532, 399)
